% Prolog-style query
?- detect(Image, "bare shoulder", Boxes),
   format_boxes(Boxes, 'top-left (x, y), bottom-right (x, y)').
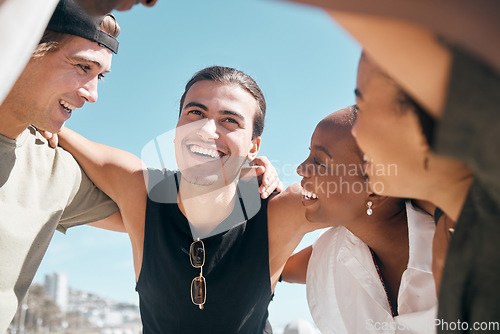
top-left (267, 183), bottom-right (305, 229)
top-left (268, 183), bottom-right (303, 213)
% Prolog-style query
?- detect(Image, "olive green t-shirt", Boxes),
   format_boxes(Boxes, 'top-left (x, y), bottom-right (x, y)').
top-left (0, 126), bottom-right (118, 332)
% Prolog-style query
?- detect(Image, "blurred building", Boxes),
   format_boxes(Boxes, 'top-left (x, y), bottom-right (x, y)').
top-left (9, 273), bottom-right (141, 333)
top-left (44, 272), bottom-right (69, 313)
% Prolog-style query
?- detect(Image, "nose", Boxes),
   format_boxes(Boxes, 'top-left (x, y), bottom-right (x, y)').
top-left (197, 118), bottom-right (219, 141)
top-left (141, 0), bottom-right (158, 7)
top-left (78, 77), bottom-right (98, 104)
top-left (297, 159), bottom-right (311, 178)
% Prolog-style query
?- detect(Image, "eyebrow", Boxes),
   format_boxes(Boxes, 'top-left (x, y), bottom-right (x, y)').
top-left (313, 145), bottom-right (333, 159)
top-left (72, 55), bottom-right (110, 73)
top-left (354, 88), bottom-right (363, 100)
top-left (184, 102), bottom-right (207, 111)
top-left (183, 103), bottom-right (246, 122)
top-left (221, 110), bottom-right (245, 122)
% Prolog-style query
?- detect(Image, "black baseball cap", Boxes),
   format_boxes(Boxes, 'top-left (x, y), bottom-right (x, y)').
top-left (47, 0), bottom-right (119, 54)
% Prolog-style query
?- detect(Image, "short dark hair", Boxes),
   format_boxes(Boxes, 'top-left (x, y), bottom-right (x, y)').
top-left (179, 66), bottom-right (266, 139)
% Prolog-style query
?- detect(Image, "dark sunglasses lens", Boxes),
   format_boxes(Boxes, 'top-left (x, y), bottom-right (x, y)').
top-left (190, 240), bottom-right (205, 267)
top-left (191, 276), bottom-right (206, 305)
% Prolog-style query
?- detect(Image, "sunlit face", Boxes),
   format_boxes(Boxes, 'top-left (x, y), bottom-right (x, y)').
top-left (175, 80), bottom-right (261, 187)
top-left (4, 36), bottom-right (112, 133)
top-left (351, 55), bottom-right (429, 198)
top-left (297, 111), bottom-right (369, 225)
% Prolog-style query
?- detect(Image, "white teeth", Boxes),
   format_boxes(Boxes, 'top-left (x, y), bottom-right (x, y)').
top-left (60, 100), bottom-right (76, 112)
top-left (189, 145), bottom-right (220, 159)
top-left (302, 189), bottom-right (318, 200)
top-left (363, 154), bottom-right (371, 162)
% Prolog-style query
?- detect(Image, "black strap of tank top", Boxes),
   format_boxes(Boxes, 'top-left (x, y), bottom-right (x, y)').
top-left (174, 171), bottom-right (180, 191)
top-left (236, 187), bottom-right (248, 221)
top-left (434, 207), bottom-right (444, 226)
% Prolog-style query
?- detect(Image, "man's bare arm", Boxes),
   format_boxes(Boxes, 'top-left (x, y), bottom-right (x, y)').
top-left (57, 127), bottom-right (147, 277)
top-left (57, 127), bottom-right (147, 205)
top-left (88, 212), bottom-right (126, 232)
top-left (267, 183), bottom-right (315, 288)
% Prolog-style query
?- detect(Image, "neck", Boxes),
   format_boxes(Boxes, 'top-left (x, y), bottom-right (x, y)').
top-left (413, 199), bottom-right (436, 216)
top-left (350, 202), bottom-right (409, 267)
top-left (0, 105), bottom-right (29, 139)
top-left (349, 201), bottom-right (409, 310)
top-left (178, 176), bottom-right (241, 238)
top-left (424, 154), bottom-right (473, 222)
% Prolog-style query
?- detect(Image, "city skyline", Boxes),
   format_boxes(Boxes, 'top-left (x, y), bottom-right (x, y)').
top-left (10, 271), bottom-right (142, 334)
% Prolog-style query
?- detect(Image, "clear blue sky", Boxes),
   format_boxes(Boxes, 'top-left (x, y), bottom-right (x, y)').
top-left (34, 0), bottom-right (361, 330)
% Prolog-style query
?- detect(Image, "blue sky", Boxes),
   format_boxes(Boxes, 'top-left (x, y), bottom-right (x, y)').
top-left (34, 0), bottom-right (361, 329)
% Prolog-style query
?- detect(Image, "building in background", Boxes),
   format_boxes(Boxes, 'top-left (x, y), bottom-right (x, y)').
top-left (9, 273), bottom-right (141, 333)
top-left (44, 272), bottom-right (68, 313)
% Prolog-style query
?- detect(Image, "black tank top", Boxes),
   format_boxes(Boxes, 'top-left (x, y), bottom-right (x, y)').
top-left (136, 169), bottom-right (273, 334)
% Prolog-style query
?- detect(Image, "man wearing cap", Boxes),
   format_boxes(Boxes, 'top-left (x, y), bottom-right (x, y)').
top-left (0, 0), bottom-right (157, 109)
top-left (0, 0), bottom-right (122, 330)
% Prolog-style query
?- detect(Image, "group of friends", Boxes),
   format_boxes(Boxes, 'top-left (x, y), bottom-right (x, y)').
top-left (0, 0), bottom-right (498, 333)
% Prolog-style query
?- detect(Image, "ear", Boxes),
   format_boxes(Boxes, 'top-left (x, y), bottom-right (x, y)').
top-left (246, 136), bottom-right (261, 162)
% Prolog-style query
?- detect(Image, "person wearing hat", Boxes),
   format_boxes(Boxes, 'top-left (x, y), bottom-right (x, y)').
top-left (0, 0), bottom-right (157, 110)
top-left (0, 0), bottom-right (122, 330)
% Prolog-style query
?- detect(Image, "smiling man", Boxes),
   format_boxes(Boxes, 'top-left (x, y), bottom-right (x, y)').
top-left (0, 0), bottom-right (122, 331)
top-left (0, 0), bottom-right (157, 114)
top-left (52, 66), bottom-right (331, 333)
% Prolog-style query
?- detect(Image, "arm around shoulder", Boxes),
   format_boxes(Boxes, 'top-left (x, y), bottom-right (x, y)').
top-left (58, 127), bottom-right (147, 206)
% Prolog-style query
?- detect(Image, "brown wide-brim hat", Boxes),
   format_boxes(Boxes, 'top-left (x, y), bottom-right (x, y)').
top-left (289, 0), bottom-right (500, 74)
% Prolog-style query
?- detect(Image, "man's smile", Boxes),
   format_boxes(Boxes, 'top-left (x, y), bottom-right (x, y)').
top-left (59, 99), bottom-right (77, 114)
top-left (188, 144), bottom-right (224, 159)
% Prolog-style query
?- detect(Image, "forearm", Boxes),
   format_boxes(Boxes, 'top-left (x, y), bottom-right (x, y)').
top-left (58, 127), bottom-right (145, 204)
top-left (330, 11), bottom-right (452, 118)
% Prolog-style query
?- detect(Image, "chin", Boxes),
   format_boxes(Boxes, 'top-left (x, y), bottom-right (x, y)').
top-left (182, 172), bottom-right (218, 186)
top-left (36, 124), bottom-right (63, 134)
top-left (367, 176), bottom-right (387, 196)
top-left (305, 209), bottom-right (320, 223)
top-left (115, 1), bottom-right (135, 11)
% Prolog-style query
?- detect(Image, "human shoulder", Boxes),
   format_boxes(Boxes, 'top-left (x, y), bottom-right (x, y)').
top-left (312, 226), bottom-right (344, 253)
top-left (268, 183), bottom-right (302, 207)
top-left (146, 168), bottom-right (179, 204)
top-left (267, 183), bottom-right (305, 227)
top-left (18, 126), bottom-right (83, 176)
